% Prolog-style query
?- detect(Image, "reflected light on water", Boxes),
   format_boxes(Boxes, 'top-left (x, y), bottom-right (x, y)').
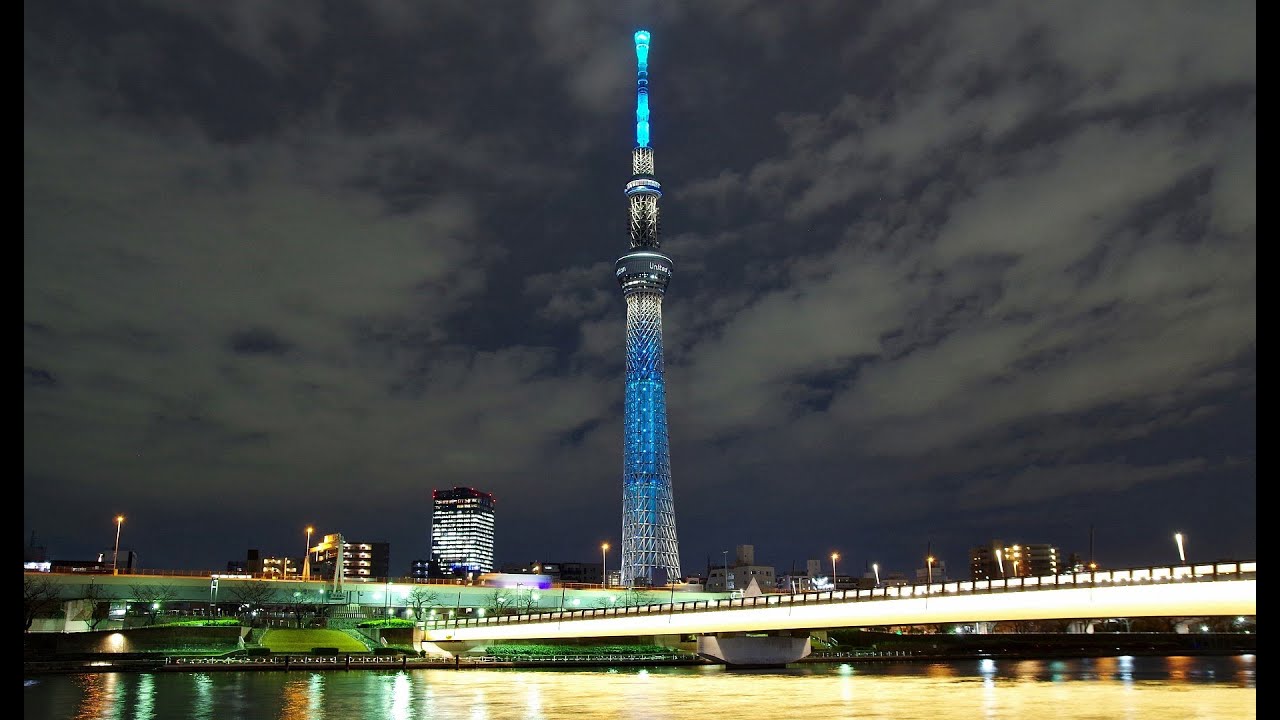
top-left (134, 673), bottom-right (155, 720)
top-left (190, 673), bottom-right (213, 720)
top-left (26, 658), bottom-right (1254, 720)
top-left (73, 672), bottom-right (122, 720)
top-left (277, 673), bottom-right (324, 720)
top-left (925, 663), bottom-right (957, 678)
top-left (386, 671), bottom-right (412, 720)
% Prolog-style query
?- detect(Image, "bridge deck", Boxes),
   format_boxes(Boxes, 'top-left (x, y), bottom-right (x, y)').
top-left (425, 562), bottom-right (1256, 642)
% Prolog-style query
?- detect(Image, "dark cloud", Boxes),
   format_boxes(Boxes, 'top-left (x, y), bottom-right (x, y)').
top-left (25, 1), bottom-right (1254, 578)
top-left (227, 327), bottom-right (292, 355)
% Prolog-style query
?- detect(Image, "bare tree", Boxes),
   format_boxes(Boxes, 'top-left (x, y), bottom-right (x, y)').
top-left (281, 590), bottom-right (326, 629)
top-left (71, 580), bottom-right (112, 631)
top-left (597, 587), bottom-right (659, 608)
top-left (511, 587), bottom-right (541, 614)
top-left (127, 584), bottom-right (180, 625)
top-left (226, 581), bottom-right (279, 623)
top-left (405, 587), bottom-right (441, 622)
top-left (485, 589), bottom-right (512, 616)
top-left (24, 576), bottom-right (62, 632)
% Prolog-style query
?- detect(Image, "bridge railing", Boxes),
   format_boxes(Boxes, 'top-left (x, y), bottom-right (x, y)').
top-left (436, 561), bottom-right (1254, 630)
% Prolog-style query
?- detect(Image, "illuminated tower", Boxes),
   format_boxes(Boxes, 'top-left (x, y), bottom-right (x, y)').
top-left (615, 29), bottom-right (681, 587)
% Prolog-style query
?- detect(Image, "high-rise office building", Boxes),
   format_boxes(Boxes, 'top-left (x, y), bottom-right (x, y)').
top-left (615, 29), bottom-right (681, 587)
top-left (430, 487), bottom-right (495, 574)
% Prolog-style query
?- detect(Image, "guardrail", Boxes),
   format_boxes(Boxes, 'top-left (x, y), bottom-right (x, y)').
top-left (438, 561), bottom-right (1256, 630)
top-left (163, 653), bottom-right (696, 667)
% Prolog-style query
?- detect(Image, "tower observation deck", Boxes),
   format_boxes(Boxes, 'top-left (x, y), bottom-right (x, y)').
top-left (615, 29), bottom-right (681, 587)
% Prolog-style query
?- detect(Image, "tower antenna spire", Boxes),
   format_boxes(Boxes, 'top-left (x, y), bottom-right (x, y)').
top-left (634, 30), bottom-right (651, 148)
top-left (615, 29), bottom-right (681, 587)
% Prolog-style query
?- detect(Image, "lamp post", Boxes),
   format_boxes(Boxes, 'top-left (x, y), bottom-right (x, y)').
top-left (112, 515), bottom-right (125, 575)
top-left (303, 526), bottom-right (313, 581)
top-left (996, 548), bottom-right (1005, 579)
top-left (722, 550), bottom-right (730, 592)
top-left (872, 562), bottom-right (880, 587)
top-left (927, 555), bottom-right (935, 586)
top-left (1174, 532), bottom-right (1186, 564)
top-left (601, 543), bottom-right (609, 588)
top-left (830, 552), bottom-right (839, 590)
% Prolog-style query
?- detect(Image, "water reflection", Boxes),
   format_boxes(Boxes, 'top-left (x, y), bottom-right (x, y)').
top-left (24, 656), bottom-right (1255, 720)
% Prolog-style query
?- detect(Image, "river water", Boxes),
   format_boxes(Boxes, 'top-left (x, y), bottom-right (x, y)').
top-left (24, 655), bottom-right (1255, 720)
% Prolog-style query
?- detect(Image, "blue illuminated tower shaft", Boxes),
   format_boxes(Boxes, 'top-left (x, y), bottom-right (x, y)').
top-left (615, 30), bottom-right (680, 587)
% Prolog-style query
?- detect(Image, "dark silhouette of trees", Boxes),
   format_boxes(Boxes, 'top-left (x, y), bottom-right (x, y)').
top-left (127, 584), bottom-right (180, 625)
top-left (24, 576), bottom-right (62, 632)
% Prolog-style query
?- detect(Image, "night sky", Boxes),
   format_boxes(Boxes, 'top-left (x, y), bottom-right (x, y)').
top-left (24, 2), bottom-right (1255, 580)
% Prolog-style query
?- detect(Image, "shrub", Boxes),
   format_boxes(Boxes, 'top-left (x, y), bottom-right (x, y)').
top-left (311, 647), bottom-right (340, 655)
top-left (355, 619), bottom-right (414, 629)
top-left (152, 618), bottom-right (242, 628)
top-left (246, 647), bottom-right (271, 657)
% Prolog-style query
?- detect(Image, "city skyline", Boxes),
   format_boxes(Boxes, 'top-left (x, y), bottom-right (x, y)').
top-left (25, 3), bottom-right (1255, 577)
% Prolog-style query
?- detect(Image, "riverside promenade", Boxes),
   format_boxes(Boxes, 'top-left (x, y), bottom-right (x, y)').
top-left (24, 631), bottom-right (1255, 676)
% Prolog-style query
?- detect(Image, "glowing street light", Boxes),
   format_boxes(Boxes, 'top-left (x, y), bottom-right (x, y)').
top-left (112, 515), bottom-right (125, 575)
top-left (1175, 532), bottom-right (1186, 563)
top-left (927, 556), bottom-right (935, 587)
top-left (601, 543), bottom-right (610, 588)
top-left (996, 548), bottom-right (1005, 579)
top-left (872, 563), bottom-right (880, 587)
top-left (830, 552), bottom-right (839, 588)
top-left (303, 526), bottom-right (314, 581)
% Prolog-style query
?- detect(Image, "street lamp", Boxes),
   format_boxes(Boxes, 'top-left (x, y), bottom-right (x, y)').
top-left (1174, 532), bottom-right (1186, 564)
top-left (996, 548), bottom-right (1005, 579)
top-left (927, 556), bottom-right (935, 586)
top-left (601, 543), bottom-right (610, 588)
top-left (303, 526), bottom-right (313, 581)
top-left (830, 552), bottom-right (839, 589)
top-left (112, 515), bottom-right (125, 575)
top-left (722, 550), bottom-right (730, 592)
top-left (872, 562), bottom-right (880, 587)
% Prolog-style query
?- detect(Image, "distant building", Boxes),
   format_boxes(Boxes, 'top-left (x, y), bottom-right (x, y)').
top-left (240, 549), bottom-right (298, 578)
top-left (498, 561), bottom-right (604, 585)
top-left (310, 534), bottom-right (391, 582)
top-left (707, 545), bottom-right (775, 592)
top-left (431, 487), bottom-right (495, 575)
top-left (915, 559), bottom-right (949, 583)
top-left (970, 540), bottom-right (1059, 580)
top-left (882, 571), bottom-right (910, 587)
top-left (24, 532), bottom-right (47, 564)
top-left (409, 556), bottom-right (443, 582)
top-left (46, 550), bottom-right (137, 574)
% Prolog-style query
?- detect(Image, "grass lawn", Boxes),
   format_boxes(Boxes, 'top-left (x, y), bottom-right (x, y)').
top-left (259, 629), bottom-right (369, 653)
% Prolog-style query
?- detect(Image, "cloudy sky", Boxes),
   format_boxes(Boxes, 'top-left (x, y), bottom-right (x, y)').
top-left (25, 1), bottom-right (1255, 579)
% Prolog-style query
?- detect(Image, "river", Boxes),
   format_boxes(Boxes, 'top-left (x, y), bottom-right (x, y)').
top-left (24, 655), bottom-right (1255, 720)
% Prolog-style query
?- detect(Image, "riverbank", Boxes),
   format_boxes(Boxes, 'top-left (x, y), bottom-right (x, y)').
top-left (24, 638), bottom-right (1255, 676)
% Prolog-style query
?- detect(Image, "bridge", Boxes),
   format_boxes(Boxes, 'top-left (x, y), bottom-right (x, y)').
top-left (424, 561), bottom-right (1255, 666)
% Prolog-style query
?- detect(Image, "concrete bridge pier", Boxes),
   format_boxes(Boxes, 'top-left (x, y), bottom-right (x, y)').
top-left (1066, 620), bottom-right (1097, 634)
top-left (696, 631), bottom-right (811, 668)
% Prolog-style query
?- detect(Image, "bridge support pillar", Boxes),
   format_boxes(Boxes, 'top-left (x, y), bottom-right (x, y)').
top-left (696, 632), bottom-right (811, 668)
top-left (971, 622), bottom-right (996, 634)
top-left (1065, 620), bottom-right (1097, 634)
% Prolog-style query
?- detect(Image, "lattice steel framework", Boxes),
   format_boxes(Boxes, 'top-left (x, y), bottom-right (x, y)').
top-left (614, 30), bottom-right (681, 586)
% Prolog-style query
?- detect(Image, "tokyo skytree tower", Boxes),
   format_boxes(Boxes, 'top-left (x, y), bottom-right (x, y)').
top-left (614, 30), bottom-right (681, 587)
